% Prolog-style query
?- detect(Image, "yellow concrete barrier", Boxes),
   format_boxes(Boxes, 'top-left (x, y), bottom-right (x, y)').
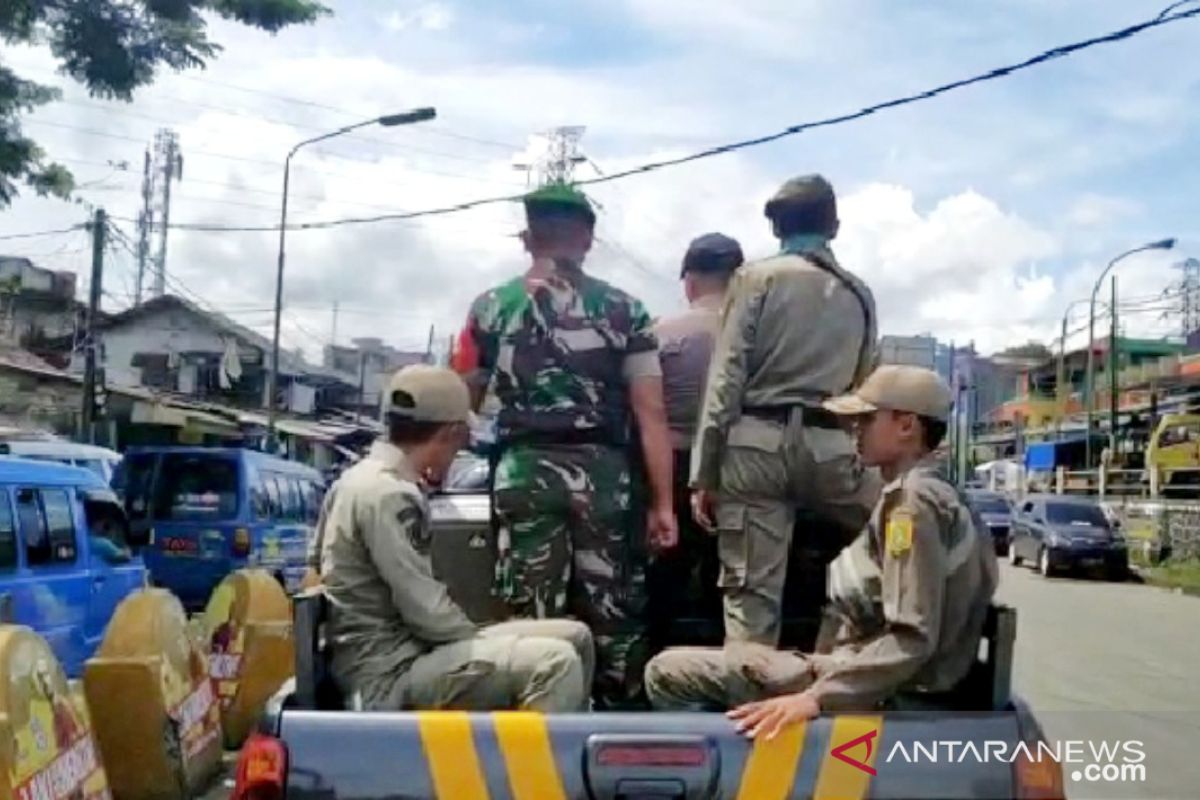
top-left (0, 626), bottom-right (111, 800)
top-left (84, 589), bottom-right (222, 800)
top-left (200, 570), bottom-right (293, 749)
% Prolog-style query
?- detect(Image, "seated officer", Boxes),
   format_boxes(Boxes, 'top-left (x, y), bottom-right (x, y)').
top-left (645, 366), bottom-right (997, 737)
top-left (317, 365), bottom-right (595, 712)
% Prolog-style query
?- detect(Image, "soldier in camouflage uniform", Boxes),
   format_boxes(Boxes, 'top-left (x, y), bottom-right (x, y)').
top-left (453, 183), bottom-right (678, 708)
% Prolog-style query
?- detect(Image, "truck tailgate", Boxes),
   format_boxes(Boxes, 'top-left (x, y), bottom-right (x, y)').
top-left (279, 710), bottom-right (1021, 799)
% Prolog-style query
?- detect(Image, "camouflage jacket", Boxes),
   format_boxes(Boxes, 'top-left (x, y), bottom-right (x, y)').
top-left (454, 260), bottom-right (660, 442)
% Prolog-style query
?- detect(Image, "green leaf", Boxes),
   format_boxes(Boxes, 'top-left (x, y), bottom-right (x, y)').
top-left (0, 0), bottom-right (334, 208)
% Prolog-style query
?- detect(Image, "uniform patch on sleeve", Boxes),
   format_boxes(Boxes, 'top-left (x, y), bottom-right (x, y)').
top-left (397, 504), bottom-right (429, 551)
top-left (885, 507), bottom-right (914, 557)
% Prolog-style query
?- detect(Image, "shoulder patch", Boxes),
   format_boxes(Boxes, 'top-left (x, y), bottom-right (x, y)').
top-left (885, 506), bottom-right (914, 557)
top-left (396, 503), bottom-right (429, 550)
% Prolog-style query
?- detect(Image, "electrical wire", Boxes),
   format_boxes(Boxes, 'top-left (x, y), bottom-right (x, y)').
top-left (138, 4), bottom-right (1200, 234)
top-left (0, 225), bottom-right (86, 241)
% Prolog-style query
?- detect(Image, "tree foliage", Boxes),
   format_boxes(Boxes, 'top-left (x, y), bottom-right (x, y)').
top-left (0, 0), bottom-right (329, 207)
top-left (998, 341), bottom-right (1053, 361)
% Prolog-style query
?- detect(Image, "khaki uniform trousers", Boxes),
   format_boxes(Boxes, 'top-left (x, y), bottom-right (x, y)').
top-left (372, 619), bottom-right (595, 712)
top-left (644, 642), bottom-right (828, 710)
top-left (717, 410), bottom-right (881, 645)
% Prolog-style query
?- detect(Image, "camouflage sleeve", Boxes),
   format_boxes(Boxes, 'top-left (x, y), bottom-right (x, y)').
top-left (622, 296), bottom-right (662, 380)
top-left (808, 487), bottom-right (945, 711)
top-left (363, 486), bottom-right (476, 643)
top-left (452, 294), bottom-right (497, 394)
top-left (689, 270), bottom-right (768, 489)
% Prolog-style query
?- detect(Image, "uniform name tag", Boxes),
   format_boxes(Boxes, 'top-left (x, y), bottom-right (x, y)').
top-left (885, 509), bottom-right (914, 556)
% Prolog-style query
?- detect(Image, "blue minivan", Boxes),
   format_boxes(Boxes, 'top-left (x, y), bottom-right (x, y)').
top-left (113, 448), bottom-right (324, 609)
top-left (0, 457), bottom-right (147, 676)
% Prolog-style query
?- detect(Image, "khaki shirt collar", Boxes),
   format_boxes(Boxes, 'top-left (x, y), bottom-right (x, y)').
top-left (881, 455), bottom-right (944, 497)
top-left (368, 440), bottom-right (420, 483)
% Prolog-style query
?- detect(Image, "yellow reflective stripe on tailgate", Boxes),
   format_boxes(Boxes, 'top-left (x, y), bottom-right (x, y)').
top-left (735, 721), bottom-right (807, 800)
top-left (417, 711), bottom-right (489, 799)
top-left (814, 715), bottom-right (883, 800)
top-left (493, 712), bottom-right (568, 800)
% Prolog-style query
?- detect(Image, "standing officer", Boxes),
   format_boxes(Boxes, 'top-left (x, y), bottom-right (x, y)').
top-left (648, 233), bottom-right (744, 649)
top-left (646, 365), bottom-right (999, 734)
top-left (691, 174), bottom-right (882, 646)
top-left (453, 182), bottom-right (677, 708)
top-left (316, 365), bottom-right (594, 712)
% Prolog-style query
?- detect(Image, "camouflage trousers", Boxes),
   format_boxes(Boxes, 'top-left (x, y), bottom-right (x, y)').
top-left (493, 443), bottom-right (648, 708)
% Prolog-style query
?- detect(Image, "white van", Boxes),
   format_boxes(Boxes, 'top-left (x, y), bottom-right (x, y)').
top-left (0, 440), bottom-right (122, 483)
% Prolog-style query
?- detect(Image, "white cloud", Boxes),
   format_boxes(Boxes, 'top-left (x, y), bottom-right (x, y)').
top-left (382, 3), bottom-right (455, 33)
top-left (1066, 193), bottom-right (1142, 227)
top-left (835, 184), bottom-right (1061, 352)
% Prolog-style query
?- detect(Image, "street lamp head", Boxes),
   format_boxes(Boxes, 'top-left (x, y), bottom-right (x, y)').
top-left (378, 107), bottom-right (437, 126)
top-left (1149, 237), bottom-right (1176, 251)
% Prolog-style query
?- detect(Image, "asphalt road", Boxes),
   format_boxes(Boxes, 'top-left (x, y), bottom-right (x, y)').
top-left (997, 562), bottom-right (1200, 799)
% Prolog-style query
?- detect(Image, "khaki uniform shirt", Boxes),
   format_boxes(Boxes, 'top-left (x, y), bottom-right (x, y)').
top-left (811, 459), bottom-right (998, 710)
top-left (655, 293), bottom-right (724, 450)
top-left (316, 441), bottom-right (476, 699)
top-left (691, 246), bottom-right (876, 488)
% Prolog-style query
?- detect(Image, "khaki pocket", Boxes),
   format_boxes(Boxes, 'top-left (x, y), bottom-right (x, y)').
top-left (716, 504), bottom-right (749, 588)
top-left (728, 416), bottom-right (786, 452)
top-left (802, 426), bottom-right (857, 463)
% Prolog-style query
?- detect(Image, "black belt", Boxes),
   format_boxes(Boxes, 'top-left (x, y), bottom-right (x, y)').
top-left (743, 404), bottom-right (842, 430)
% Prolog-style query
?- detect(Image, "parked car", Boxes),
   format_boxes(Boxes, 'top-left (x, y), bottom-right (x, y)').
top-left (1009, 494), bottom-right (1128, 580)
top-left (966, 489), bottom-right (1014, 556)
top-left (0, 439), bottom-right (122, 483)
top-left (112, 447), bottom-right (324, 609)
top-left (0, 457), bottom-right (146, 676)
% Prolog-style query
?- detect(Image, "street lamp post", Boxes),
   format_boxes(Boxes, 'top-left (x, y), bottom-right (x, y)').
top-left (1084, 238), bottom-right (1176, 467)
top-left (1057, 298), bottom-right (1095, 440)
top-left (266, 108), bottom-right (437, 450)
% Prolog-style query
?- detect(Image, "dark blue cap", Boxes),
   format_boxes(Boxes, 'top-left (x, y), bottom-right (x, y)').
top-left (681, 233), bottom-right (744, 277)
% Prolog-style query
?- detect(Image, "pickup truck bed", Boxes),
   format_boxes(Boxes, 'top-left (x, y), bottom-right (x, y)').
top-left (233, 593), bottom-right (1063, 800)
top-left (269, 706), bottom-right (1042, 800)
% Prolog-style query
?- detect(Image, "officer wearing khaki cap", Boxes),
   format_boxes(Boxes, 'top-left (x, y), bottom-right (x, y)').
top-left (690, 173), bottom-right (881, 647)
top-left (312, 365), bottom-right (595, 712)
top-left (647, 365), bottom-right (997, 733)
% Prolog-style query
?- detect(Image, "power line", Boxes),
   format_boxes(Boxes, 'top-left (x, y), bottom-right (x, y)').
top-left (141, 4), bottom-right (1200, 234)
top-left (0, 225), bottom-right (86, 242)
top-left (23, 118), bottom-right (523, 187)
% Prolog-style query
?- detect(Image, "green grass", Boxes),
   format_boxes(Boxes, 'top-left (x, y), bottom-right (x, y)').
top-left (1139, 558), bottom-right (1200, 596)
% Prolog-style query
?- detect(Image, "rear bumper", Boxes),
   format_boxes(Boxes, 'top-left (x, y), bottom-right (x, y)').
top-left (144, 554), bottom-right (232, 607)
top-left (1045, 546), bottom-right (1127, 571)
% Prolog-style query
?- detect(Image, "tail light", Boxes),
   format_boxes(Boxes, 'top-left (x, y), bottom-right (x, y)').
top-left (596, 743), bottom-right (709, 767)
top-left (233, 528), bottom-right (252, 558)
top-left (1014, 743), bottom-right (1065, 800)
top-left (233, 733), bottom-right (287, 800)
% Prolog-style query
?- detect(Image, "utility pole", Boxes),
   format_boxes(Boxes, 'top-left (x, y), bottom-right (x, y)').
top-left (1109, 274), bottom-right (1119, 457)
top-left (357, 350), bottom-right (367, 423)
top-left (82, 209), bottom-right (106, 443)
top-left (512, 126), bottom-right (587, 187)
top-left (153, 130), bottom-right (181, 297)
top-left (425, 324), bottom-right (435, 364)
top-left (135, 148), bottom-right (153, 305)
top-left (948, 341), bottom-right (957, 484)
top-left (1175, 257), bottom-right (1200, 338)
top-left (330, 301), bottom-right (339, 347)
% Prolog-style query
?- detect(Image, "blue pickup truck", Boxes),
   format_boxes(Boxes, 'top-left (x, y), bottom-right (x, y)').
top-left (231, 461), bottom-right (1064, 800)
top-left (0, 457), bottom-right (146, 676)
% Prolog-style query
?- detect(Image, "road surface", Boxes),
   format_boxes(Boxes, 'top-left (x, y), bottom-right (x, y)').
top-left (998, 562), bottom-right (1200, 799)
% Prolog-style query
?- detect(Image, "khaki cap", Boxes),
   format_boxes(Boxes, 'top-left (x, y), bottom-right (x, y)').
top-left (824, 365), bottom-right (953, 422)
top-left (384, 365), bottom-right (471, 424)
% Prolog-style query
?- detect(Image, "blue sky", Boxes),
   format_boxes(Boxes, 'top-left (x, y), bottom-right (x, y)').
top-left (2, 0), bottom-right (1198, 357)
